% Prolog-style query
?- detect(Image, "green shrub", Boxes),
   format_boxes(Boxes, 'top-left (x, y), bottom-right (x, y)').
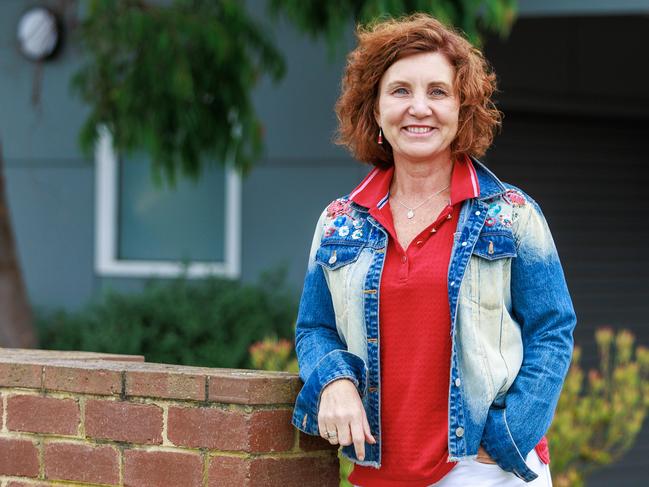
top-left (35, 269), bottom-right (297, 369)
top-left (549, 328), bottom-right (649, 487)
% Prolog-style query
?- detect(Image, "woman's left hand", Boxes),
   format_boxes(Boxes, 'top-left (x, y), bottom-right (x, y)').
top-left (476, 446), bottom-right (497, 464)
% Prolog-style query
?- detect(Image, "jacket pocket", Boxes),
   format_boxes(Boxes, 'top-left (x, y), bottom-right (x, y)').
top-left (315, 242), bottom-right (364, 270)
top-left (472, 232), bottom-right (517, 261)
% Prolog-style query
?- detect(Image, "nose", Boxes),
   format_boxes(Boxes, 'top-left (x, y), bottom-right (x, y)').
top-left (408, 94), bottom-right (432, 117)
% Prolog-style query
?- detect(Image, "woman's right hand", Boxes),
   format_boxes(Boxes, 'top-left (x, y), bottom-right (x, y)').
top-left (318, 378), bottom-right (376, 460)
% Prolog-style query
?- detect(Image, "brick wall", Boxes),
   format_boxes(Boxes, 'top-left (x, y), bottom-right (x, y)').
top-left (0, 349), bottom-right (339, 487)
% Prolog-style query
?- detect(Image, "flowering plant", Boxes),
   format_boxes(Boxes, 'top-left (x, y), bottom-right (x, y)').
top-left (549, 328), bottom-right (649, 487)
top-left (249, 336), bottom-right (298, 372)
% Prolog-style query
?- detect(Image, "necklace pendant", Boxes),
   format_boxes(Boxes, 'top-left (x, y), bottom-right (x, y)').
top-left (407, 209), bottom-right (415, 219)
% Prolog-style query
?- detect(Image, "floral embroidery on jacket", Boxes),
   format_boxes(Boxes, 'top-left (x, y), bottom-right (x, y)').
top-left (327, 198), bottom-right (352, 218)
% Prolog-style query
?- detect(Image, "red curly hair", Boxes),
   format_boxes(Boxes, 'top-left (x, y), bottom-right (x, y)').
top-left (334, 13), bottom-right (501, 168)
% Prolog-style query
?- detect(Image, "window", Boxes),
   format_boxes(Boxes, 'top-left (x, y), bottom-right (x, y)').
top-left (94, 128), bottom-right (241, 278)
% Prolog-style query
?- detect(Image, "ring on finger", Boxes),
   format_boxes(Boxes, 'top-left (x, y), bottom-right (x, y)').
top-left (325, 430), bottom-right (338, 441)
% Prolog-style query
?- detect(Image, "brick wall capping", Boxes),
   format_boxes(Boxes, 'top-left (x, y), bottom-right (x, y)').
top-left (0, 347), bottom-right (145, 362)
top-left (0, 349), bottom-right (302, 404)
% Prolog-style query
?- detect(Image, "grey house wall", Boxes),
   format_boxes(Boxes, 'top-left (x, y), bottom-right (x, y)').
top-left (1, 0), bottom-right (648, 484)
top-left (1, 0), bottom-right (368, 311)
top-left (483, 15), bottom-right (649, 486)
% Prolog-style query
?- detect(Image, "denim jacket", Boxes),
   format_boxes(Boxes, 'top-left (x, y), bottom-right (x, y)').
top-left (290, 158), bottom-right (576, 482)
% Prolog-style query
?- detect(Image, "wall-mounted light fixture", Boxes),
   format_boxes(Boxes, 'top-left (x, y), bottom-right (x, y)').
top-left (16, 6), bottom-right (63, 62)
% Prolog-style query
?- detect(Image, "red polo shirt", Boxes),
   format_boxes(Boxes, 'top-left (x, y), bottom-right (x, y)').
top-left (347, 157), bottom-right (548, 487)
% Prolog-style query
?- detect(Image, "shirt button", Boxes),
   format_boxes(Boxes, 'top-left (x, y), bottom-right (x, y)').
top-left (475, 211), bottom-right (481, 216)
top-left (447, 214), bottom-right (452, 220)
top-left (401, 255), bottom-right (407, 263)
top-left (455, 378), bottom-right (461, 387)
top-left (430, 228), bottom-right (437, 233)
top-left (416, 240), bottom-right (423, 246)
top-left (461, 241), bottom-right (467, 247)
top-left (455, 427), bottom-right (464, 437)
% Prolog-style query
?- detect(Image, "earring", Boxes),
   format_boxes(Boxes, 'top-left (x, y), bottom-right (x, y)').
top-left (377, 127), bottom-right (383, 145)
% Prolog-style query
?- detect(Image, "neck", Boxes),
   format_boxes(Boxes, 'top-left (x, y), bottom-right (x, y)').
top-left (390, 151), bottom-right (454, 202)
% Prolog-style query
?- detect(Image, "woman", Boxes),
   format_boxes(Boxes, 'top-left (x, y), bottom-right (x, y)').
top-left (291, 13), bottom-right (576, 487)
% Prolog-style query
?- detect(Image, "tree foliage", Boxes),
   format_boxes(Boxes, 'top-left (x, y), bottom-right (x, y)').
top-left (72, 0), bottom-right (285, 184)
top-left (71, 0), bottom-right (516, 184)
top-left (269, 0), bottom-right (517, 50)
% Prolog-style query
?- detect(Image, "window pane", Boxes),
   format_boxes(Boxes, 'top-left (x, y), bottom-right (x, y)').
top-left (117, 153), bottom-right (225, 262)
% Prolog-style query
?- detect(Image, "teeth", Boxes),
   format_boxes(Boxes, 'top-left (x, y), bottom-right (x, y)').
top-left (405, 127), bottom-right (433, 133)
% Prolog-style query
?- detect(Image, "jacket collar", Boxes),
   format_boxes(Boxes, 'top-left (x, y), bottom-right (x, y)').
top-left (349, 154), bottom-right (482, 211)
top-left (469, 156), bottom-right (509, 201)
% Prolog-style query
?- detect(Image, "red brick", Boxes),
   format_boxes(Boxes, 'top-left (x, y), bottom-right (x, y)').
top-left (0, 362), bottom-right (42, 388)
top-left (167, 407), bottom-right (293, 452)
top-left (208, 371), bottom-right (301, 405)
top-left (85, 400), bottom-right (163, 444)
top-left (249, 409), bottom-right (294, 452)
top-left (124, 449), bottom-right (203, 487)
top-left (0, 437), bottom-right (39, 477)
top-left (168, 406), bottom-right (246, 450)
top-left (298, 431), bottom-right (339, 452)
top-left (7, 395), bottom-right (79, 435)
top-left (207, 455), bottom-right (340, 487)
top-left (126, 370), bottom-right (206, 401)
top-left (44, 441), bottom-right (119, 485)
top-left (43, 364), bottom-right (122, 396)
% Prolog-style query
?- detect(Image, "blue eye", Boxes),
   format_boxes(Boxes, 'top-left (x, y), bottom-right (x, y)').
top-left (430, 88), bottom-right (447, 97)
top-left (392, 87), bottom-right (408, 95)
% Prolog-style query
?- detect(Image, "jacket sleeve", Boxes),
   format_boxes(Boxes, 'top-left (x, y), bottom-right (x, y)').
top-left (290, 207), bottom-right (368, 436)
top-left (480, 193), bottom-right (577, 482)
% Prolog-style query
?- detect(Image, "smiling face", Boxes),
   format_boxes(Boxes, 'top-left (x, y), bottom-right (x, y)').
top-left (376, 51), bottom-right (460, 166)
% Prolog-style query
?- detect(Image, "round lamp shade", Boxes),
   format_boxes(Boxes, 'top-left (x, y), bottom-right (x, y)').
top-left (17, 7), bottom-right (61, 61)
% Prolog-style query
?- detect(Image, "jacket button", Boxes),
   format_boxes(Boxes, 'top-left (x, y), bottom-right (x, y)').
top-left (475, 211), bottom-right (481, 216)
top-left (461, 241), bottom-right (468, 247)
top-left (328, 252), bottom-right (337, 264)
top-left (455, 378), bottom-right (461, 387)
top-left (455, 427), bottom-right (464, 437)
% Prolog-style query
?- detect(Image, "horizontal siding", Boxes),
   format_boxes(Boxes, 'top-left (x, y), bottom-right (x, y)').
top-left (487, 111), bottom-right (649, 485)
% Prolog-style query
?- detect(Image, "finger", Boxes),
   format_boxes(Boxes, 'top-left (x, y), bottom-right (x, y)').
top-left (318, 416), bottom-right (328, 440)
top-left (336, 421), bottom-right (353, 447)
top-left (318, 416), bottom-right (337, 444)
top-left (325, 423), bottom-right (339, 445)
top-left (349, 418), bottom-right (366, 460)
top-left (476, 457), bottom-right (497, 464)
top-left (362, 410), bottom-right (376, 444)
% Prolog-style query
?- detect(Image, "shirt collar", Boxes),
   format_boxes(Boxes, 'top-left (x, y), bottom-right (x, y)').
top-left (349, 155), bottom-right (480, 209)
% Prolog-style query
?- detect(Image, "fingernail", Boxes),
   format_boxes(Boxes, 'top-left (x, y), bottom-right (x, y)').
top-left (359, 455), bottom-right (364, 460)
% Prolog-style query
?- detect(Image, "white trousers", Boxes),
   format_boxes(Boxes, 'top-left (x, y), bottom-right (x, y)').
top-left (353, 449), bottom-right (553, 487)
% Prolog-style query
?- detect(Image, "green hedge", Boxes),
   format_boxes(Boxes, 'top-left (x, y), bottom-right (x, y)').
top-left (35, 270), bottom-right (297, 369)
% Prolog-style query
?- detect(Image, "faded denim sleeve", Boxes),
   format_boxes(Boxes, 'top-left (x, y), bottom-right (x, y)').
top-left (290, 208), bottom-right (368, 436)
top-left (481, 194), bottom-right (577, 481)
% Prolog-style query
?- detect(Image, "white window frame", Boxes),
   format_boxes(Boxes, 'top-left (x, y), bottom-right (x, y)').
top-left (94, 127), bottom-right (241, 278)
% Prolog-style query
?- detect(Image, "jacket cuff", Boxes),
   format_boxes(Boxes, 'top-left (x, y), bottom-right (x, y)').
top-left (481, 407), bottom-right (540, 482)
top-left (291, 349), bottom-right (368, 435)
